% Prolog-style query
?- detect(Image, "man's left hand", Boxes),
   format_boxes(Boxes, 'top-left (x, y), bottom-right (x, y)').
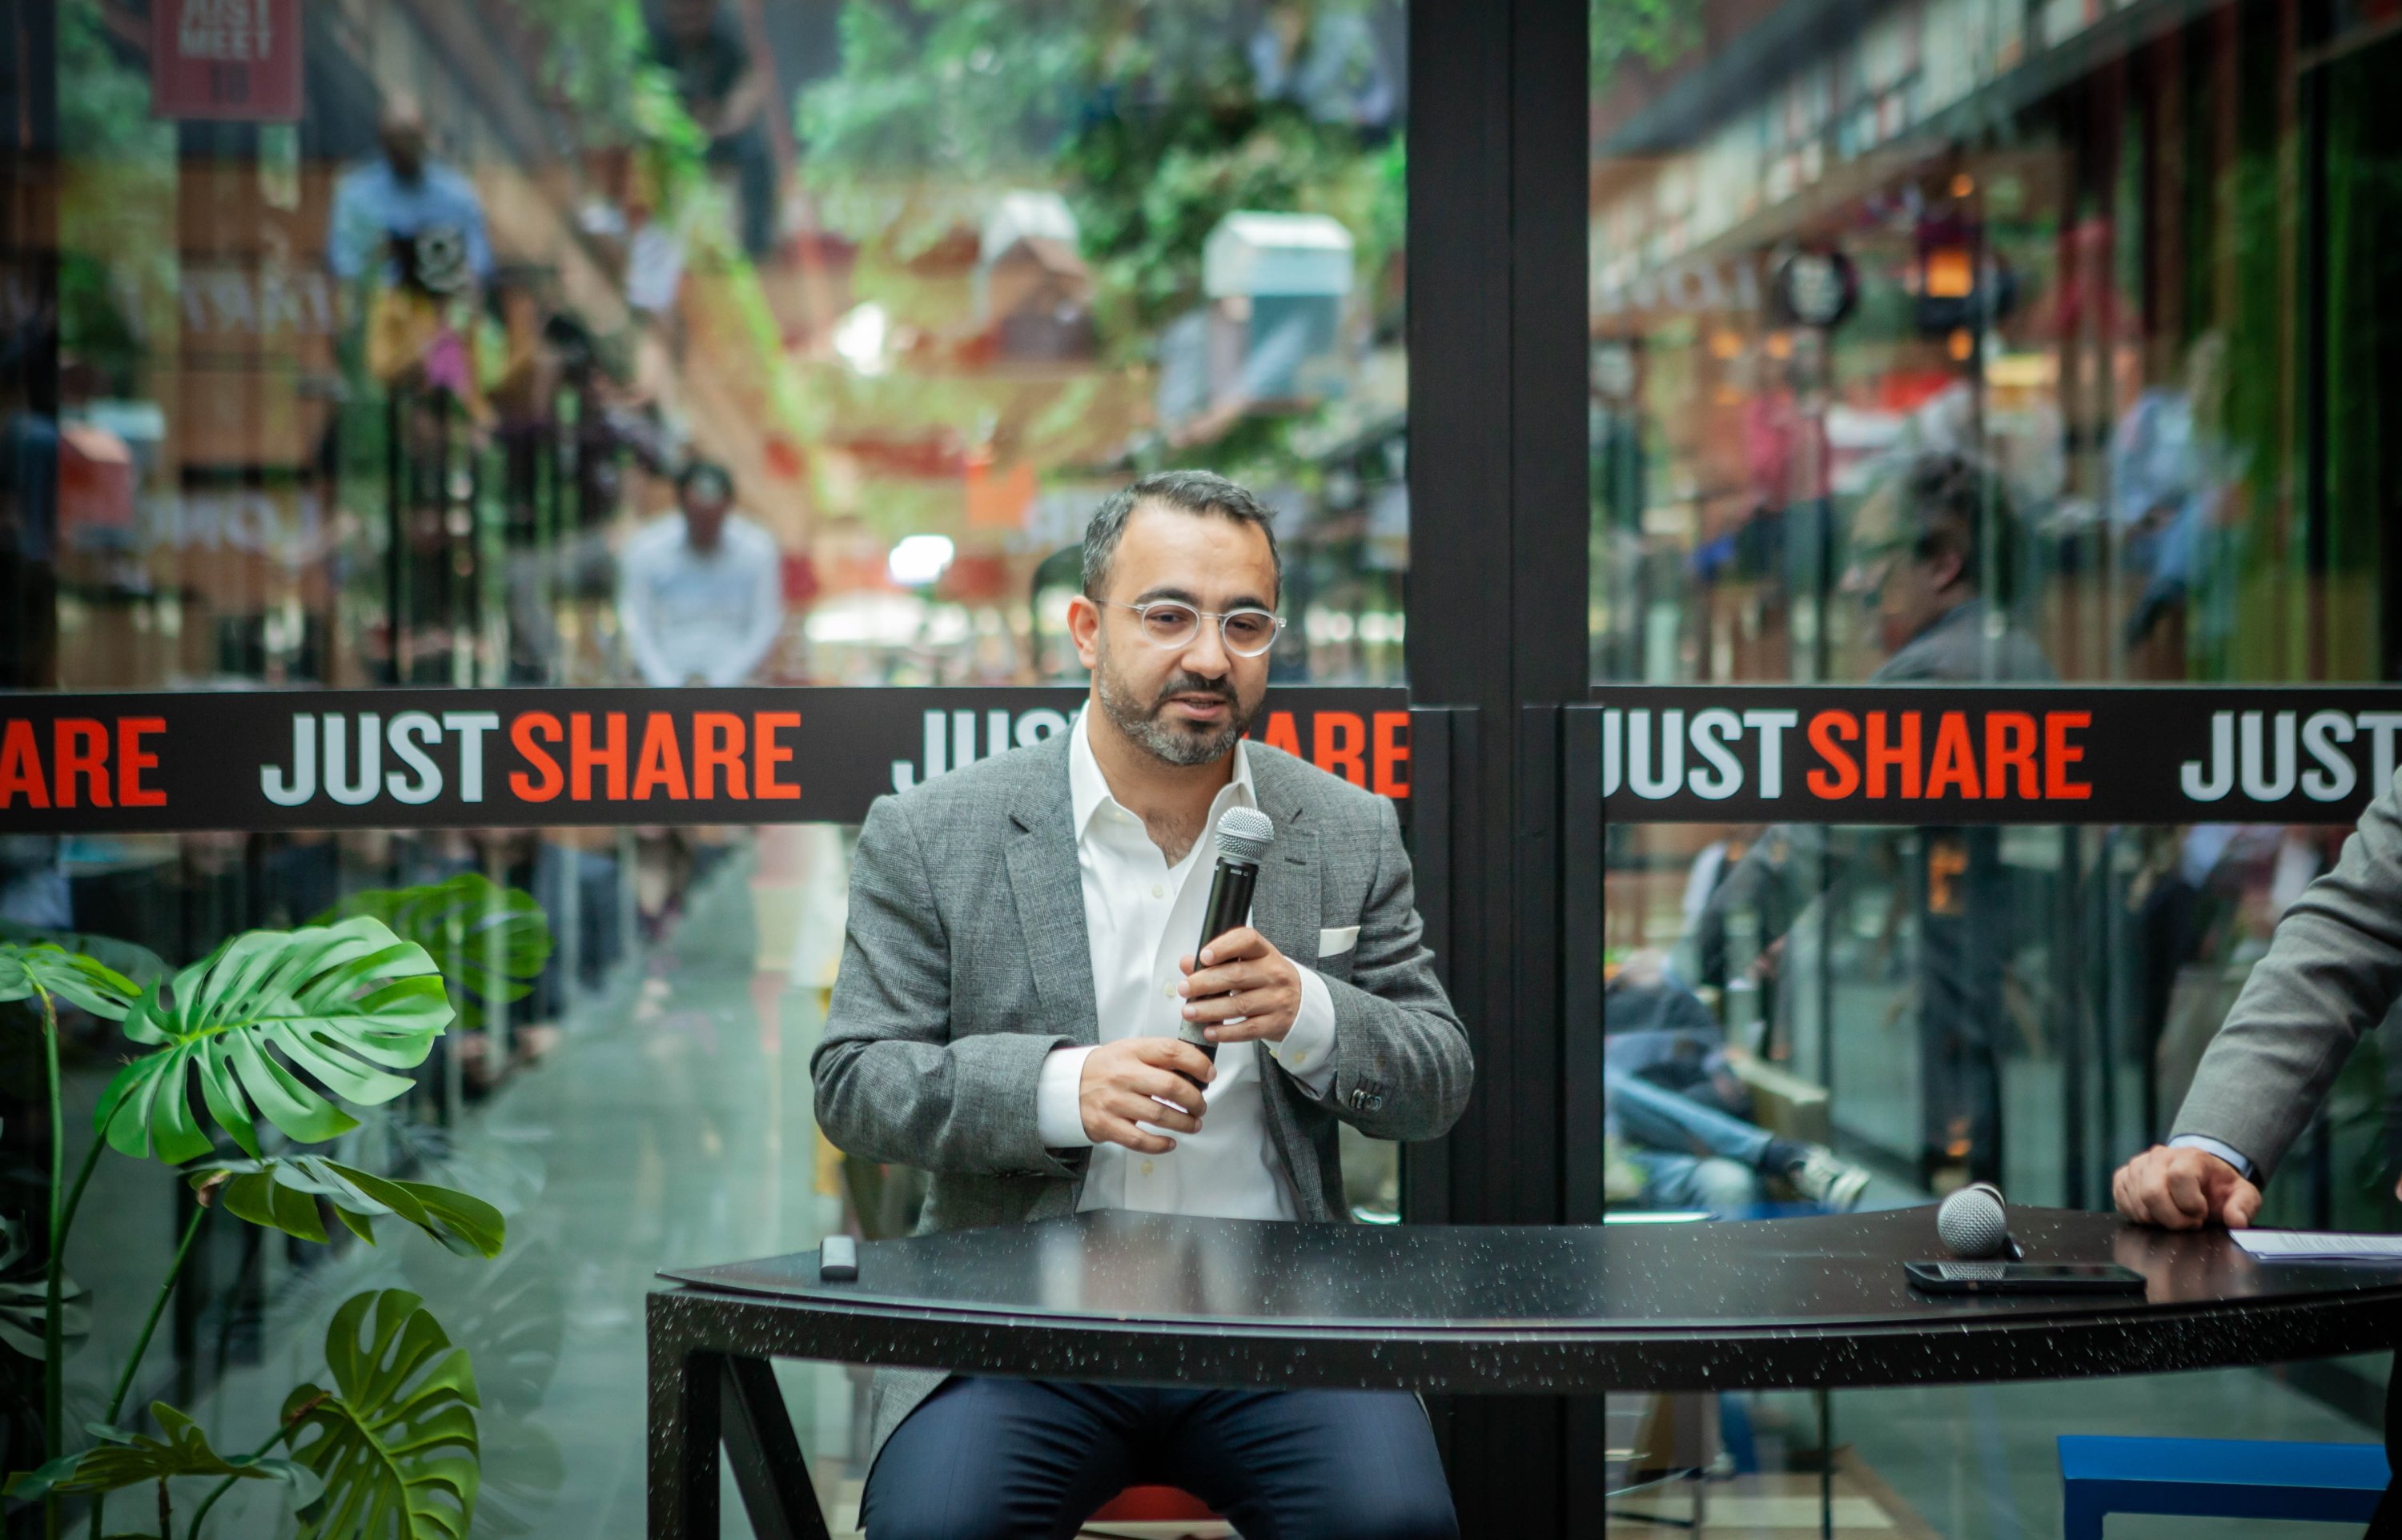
top-left (1179, 927), bottom-right (1302, 1045)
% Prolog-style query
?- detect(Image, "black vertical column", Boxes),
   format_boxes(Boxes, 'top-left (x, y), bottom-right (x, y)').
top-left (1405, 0), bottom-right (1589, 1529)
top-left (0, 0), bottom-right (58, 689)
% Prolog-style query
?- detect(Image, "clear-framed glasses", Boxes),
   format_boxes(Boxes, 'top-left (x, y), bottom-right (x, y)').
top-left (1106, 600), bottom-right (1287, 658)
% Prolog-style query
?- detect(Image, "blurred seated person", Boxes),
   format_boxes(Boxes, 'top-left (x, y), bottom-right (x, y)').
top-left (617, 459), bottom-right (785, 687)
top-left (1606, 952), bottom-right (1868, 1218)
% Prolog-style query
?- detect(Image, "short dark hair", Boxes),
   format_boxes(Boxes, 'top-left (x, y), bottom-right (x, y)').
top-left (1898, 451), bottom-right (2016, 601)
top-left (677, 459), bottom-right (733, 502)
top-left (1081, 470), bottom-right (1283, 600)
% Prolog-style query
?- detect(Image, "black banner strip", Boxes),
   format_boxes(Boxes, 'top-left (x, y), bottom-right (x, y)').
top-left (1583, 685), bottom-right (2402, 825)
top-left (0, 688), bottom-right (1413, 834)
top-left (6, 684), bottom-right (2393, 833)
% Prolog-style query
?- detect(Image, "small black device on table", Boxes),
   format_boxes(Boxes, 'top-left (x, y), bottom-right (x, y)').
top-left (1908, 1183), bottom-right (2145, 1294)
top-left (1905, 1260), bottom-right (2147, 1295)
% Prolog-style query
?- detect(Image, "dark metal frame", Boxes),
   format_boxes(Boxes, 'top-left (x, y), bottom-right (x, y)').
top-left (1404, 0), bottom-right (1589, 1522)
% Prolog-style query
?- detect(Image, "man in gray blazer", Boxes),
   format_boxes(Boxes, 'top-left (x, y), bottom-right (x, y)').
top-left (813, 470), bottom-right (1471, 1540)
top-left (2114, 772), bottom-right (2402, 1535)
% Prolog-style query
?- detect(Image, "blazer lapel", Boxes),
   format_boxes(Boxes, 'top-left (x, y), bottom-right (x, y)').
top-left (1005, 748), bottom-right (1099, 1048)
top-left (1245, 752), bottom-right (1322, 965)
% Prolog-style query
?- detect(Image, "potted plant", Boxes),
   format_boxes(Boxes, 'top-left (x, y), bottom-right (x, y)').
top-left (2, 882), bottom-right (544, 1540)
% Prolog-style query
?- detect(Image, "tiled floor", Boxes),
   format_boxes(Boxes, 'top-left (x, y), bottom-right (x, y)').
top-left (62, 828), bottom-right (2384, 1538)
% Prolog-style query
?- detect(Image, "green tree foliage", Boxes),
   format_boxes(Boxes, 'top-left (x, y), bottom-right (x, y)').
top-left (1591, 0), bottom-right (1703, 98)
top-left (796, 1), bottom-right (1406, 348)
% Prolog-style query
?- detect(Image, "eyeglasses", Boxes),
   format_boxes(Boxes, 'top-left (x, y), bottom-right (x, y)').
top-left (1106, 600), bottom-right (1287, 658)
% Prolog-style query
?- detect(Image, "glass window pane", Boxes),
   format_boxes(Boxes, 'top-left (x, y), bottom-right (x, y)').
top-left (6, 3), bottom-right (1409, 1533)
top-left (1593, 0), bottom-right (2402, 1494)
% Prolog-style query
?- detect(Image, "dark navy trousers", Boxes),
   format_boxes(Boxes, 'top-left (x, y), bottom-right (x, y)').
top-left (859, 1377), bottom-right (1458, 1540)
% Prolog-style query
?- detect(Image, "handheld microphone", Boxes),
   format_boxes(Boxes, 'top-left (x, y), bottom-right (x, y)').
top-left (1936, 1182), bottom-right (2021, 1260)
top-left (1176, 807), bottom-right (1278, 1067)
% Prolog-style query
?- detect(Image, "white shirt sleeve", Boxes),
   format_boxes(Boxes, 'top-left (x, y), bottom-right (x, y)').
top-left (616, 532), bottom-right (678, 687)
top-left (1036, 1045), bottom-right (1099, 1149)
top-left (712, 523), bottom-right (785, 685)
top-left (1267, 968), bottom-right (1340, 1096)
top-left (2167, 1133), bottom-right (2255, 1180)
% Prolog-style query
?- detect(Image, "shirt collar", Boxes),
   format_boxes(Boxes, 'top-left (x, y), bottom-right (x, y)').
top-left (1069, 706), bottom-right (1255, 844)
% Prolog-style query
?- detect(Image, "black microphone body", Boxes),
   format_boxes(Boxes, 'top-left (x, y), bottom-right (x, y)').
top-left (1178, 855), bottom-right (1263, 1065)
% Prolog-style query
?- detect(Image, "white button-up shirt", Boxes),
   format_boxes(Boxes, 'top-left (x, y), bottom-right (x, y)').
top-left (617, 511), bottom-right (785, 687)
top-left (1033, 711), bottom-right (1340, 1217)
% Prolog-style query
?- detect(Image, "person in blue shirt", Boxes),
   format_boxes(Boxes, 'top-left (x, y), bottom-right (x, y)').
top-left (328, 94), bottom-right (493, 294)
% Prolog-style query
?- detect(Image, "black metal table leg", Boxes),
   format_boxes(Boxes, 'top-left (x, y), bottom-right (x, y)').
top-left (721, 1354), bottom-right (830, 1540)
top-left (648, 1314), bottom-right (721, 1538)
top-left (649, 1293), bottom-right (831, 1540)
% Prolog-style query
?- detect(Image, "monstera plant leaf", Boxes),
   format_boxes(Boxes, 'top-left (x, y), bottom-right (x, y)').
top-left (311, 874), bottom-right (552, 1030)
top-left (94, 917), bottom-right (452, 1165)
top-left (192, 1156), bottom-right (504, 1260)
top-left (283, 1289), bottom-right (480, 1540)
top-left (0, 921), bottom-right (167, 993)
top-left (0, 1214), bottom-right (86, 1360)
top-left (3, 1401), bottom-right (321, 1505)
top-left (0, 941), bottom-right (139, 1021)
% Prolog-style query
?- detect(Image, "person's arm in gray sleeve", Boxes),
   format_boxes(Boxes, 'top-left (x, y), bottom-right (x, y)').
top-left (2171, 775), bottom-right (2402, 1181)
top-left (810, 796), bottom-right (1084, 1179)
top-left (1307, 796), bottom-right (1474, 1142)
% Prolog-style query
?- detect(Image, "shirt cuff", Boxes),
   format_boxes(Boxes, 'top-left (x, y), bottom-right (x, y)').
top-left (2169, 1133), bottom-right (2255, 1181)
top-left (1035, 1045), bottom-right (1098, 1149)
top-left (1267, 969), bottom-right (1340, 1096)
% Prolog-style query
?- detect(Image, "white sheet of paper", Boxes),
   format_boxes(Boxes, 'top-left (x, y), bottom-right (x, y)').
top-left (2234, 1229), bottom-right (2402, 1261)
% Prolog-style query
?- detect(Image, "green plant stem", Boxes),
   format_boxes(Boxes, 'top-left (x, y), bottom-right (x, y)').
top-left (37, 980), bottom-right (61, 1540)
top-left (56, 1133), bottom-right (103, 1258)
top-left (102, 1199), bottom-right (207, 1425)
top-left (184, 1426), bottom-right (291, 1540)
top-left (82, 1201), bottom-right (211, 1540)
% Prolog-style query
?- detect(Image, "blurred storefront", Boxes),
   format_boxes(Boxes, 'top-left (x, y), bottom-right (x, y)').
top-left (1590, 0), bottom-right (2402, 691)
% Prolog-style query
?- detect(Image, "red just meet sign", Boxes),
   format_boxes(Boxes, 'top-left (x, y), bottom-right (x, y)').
top-left (151, 0), bottom-right (303, 122)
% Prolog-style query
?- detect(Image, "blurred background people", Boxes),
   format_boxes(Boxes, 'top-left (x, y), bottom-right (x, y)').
top-left (330, 94), bottom-right (494, 399)
top-left (647, 0), bottom-right (778, 258)
top-left (1605, 952), bottom-right (1870, 1218)
top-left (618, 459), bottom-right (785, 688)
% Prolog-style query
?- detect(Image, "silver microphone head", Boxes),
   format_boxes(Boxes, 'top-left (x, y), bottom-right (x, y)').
top-left (1214, 807), bottom-right (1276, 866)
top-left (1936, 1182), bottom-right (2010, 1259)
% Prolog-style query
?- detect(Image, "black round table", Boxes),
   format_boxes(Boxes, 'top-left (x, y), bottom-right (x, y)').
top-left (647, 1207), bottom-right (2402, 1538)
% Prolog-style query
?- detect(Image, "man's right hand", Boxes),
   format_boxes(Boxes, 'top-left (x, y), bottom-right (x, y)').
top-left (1080, 1038), bottom-right (1215, 1154)
top-left (2111, 1144), bottom-right (2262, 1230)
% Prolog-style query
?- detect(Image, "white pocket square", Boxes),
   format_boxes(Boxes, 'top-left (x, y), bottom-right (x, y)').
top-left (1317, 925), bottom-right (1360, 958)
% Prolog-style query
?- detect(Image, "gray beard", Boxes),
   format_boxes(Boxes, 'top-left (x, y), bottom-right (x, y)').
top-left (1094, 642), bottom-right (1256, 768)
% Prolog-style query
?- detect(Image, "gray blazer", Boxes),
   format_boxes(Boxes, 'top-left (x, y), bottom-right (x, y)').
top-left (811, 728), bottom-right (1472, 1463)
top-left (2173, 772), bottom-right (2402, 1181)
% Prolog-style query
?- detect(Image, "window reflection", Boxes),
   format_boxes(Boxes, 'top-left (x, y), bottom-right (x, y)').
top-left (1593, 0), bottom-right (2402, 1517)
top-left (6, 2), bottom-right (1412, 1531)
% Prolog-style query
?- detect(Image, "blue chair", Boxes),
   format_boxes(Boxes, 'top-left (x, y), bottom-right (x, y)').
top-left (2058, 1434), bottom-right (2388, 1538)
